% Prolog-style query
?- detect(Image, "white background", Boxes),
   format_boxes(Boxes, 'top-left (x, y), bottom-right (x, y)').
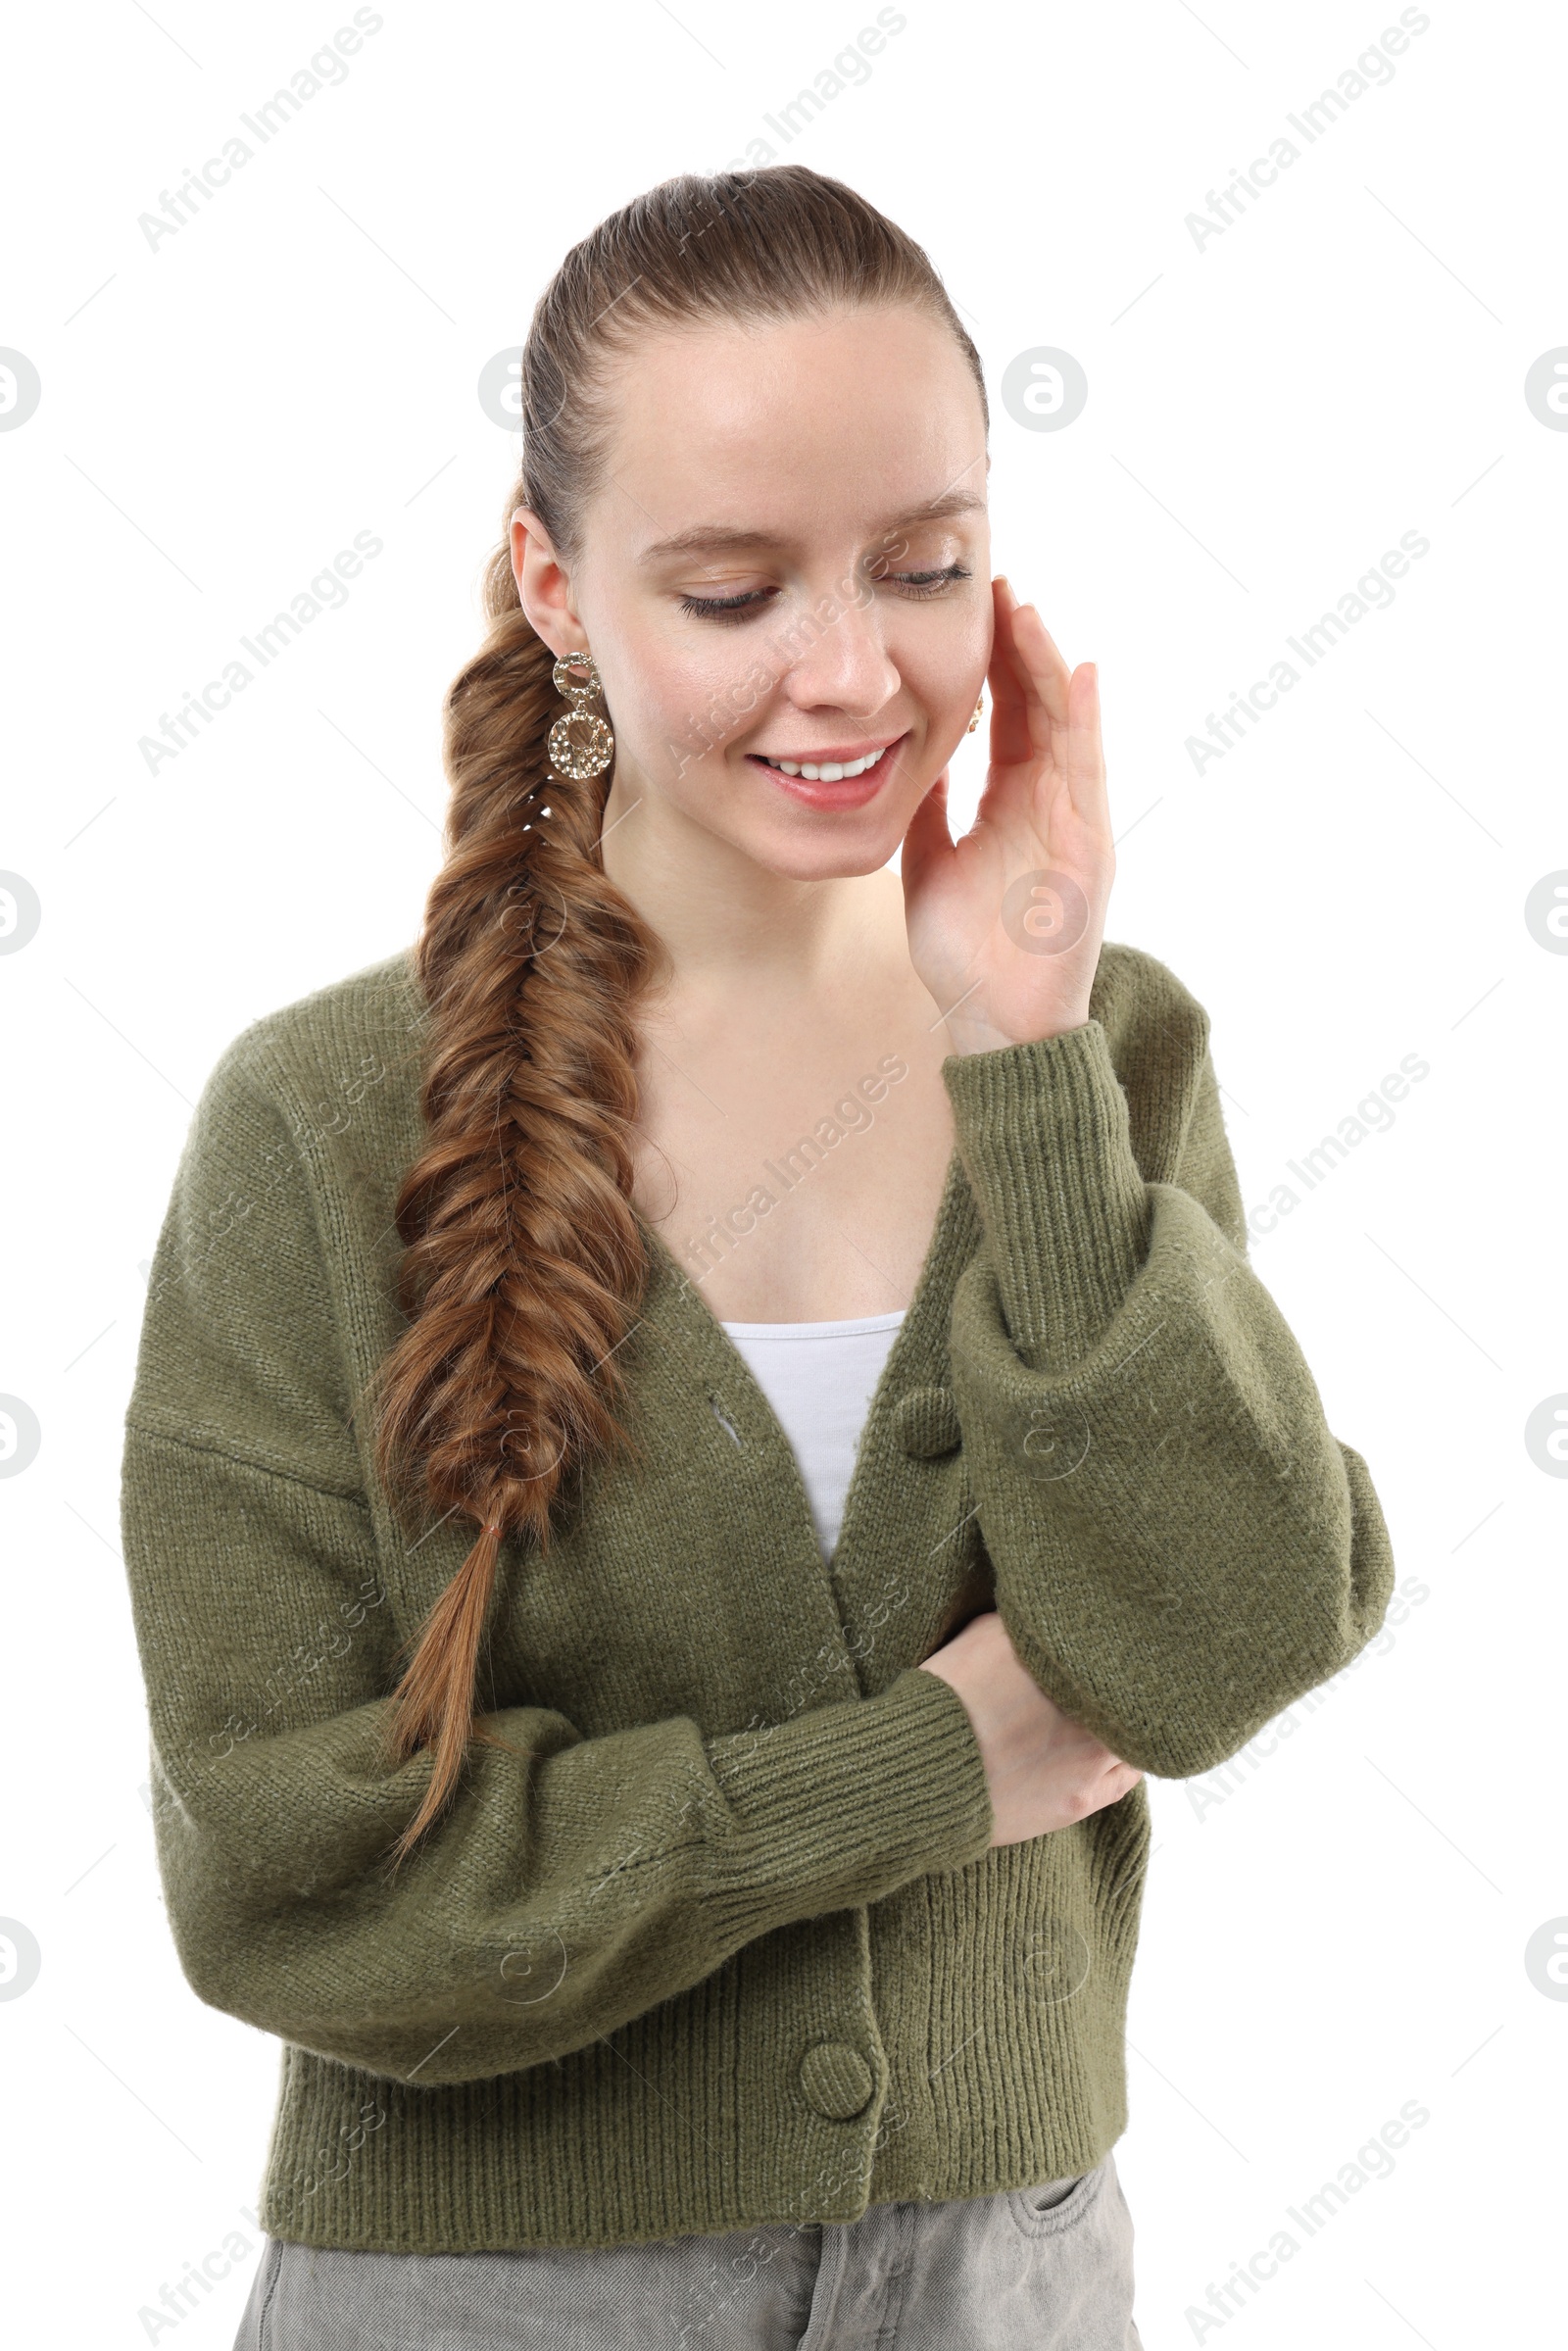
top-left (2, 2), bottom-right (1564, 2343)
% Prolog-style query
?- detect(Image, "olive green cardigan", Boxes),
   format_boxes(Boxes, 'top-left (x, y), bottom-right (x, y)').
top-left (120, 941), bottom-right (1394, 2253)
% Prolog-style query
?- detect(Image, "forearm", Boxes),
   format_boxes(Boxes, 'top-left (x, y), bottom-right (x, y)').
top-left (940, 1017), bottom-right (1396, 1776)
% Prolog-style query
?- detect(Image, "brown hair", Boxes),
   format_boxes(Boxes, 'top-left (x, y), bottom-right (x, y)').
top-left (368, 165), bottom-right (988, 1864)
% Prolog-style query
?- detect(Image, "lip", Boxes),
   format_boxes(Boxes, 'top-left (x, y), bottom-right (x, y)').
top-left (747, 735), bottom-right (906, 809)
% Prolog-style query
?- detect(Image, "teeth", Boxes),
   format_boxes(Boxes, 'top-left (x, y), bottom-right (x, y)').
top-left (762, 748), bottom-right (883, 780)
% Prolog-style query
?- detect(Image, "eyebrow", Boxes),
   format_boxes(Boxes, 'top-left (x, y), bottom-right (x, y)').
top-left (636, 487), bottom-right (987, 564)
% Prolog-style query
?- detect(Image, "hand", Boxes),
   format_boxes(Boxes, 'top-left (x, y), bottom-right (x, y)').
top-left (917, 1608), bottom-right (1143, 1846)
top-left (900, 578), bottom-right (1115, 1055)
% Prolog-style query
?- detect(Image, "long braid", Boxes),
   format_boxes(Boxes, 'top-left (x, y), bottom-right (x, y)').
top-left (371, 587), bottom-right (662, 1864)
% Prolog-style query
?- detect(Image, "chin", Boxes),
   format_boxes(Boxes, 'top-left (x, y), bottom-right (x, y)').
top-left (741, 812), bottom-right (908, 881)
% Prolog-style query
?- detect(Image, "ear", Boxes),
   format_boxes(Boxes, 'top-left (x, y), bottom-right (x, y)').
top-left (511, 508), bottom-right (583, 659)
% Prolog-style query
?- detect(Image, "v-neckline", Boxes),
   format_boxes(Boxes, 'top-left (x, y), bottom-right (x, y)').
top-left (631, 1140), bottom-right (978, 1575)
top-left (633, 1138), bottom-right (968, 1367)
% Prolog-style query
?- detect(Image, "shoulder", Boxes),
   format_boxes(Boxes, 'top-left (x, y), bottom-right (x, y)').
top-left (154, 949), bottom-right (430, 1350)
top-left (196, 947), bottom-right (427, 1126)
top-left (132, 954), bottom-right (425, 1481)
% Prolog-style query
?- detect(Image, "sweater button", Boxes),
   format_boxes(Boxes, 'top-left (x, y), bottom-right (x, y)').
top-left (894, 1386), bottom-right (961, 1459)
top-left (799, 2041), bottom-right (874, 2121)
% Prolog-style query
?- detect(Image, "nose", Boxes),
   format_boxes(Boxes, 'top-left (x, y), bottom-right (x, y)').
top-left (775, 584), bottom-right (901, 721)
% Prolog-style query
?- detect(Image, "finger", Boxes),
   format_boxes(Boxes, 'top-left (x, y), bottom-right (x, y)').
top-left (1058, 659), bottom-right (1108, 821)
top-left (1007, 602), bottom-right (1076, 747)
top-left (985, 582), bottom-right (1039, 769)
top-left (988, 593), bottom-right (1079, 772)
top-left (1008, 620), bottom-right (1106, 818)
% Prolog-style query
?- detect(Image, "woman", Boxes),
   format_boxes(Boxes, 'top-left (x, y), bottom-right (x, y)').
top-left (122, 167), bottom-right (1395, 2349)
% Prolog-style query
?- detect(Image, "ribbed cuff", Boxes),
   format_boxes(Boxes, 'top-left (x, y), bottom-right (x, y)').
top-left (941, 1020), bottom-right (1152, 1374)
top-left (705, 1665), bottom-right (994, 1921)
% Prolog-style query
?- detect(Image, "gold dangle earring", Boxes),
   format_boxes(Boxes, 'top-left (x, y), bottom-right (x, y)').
top-left (967, 693), bottom-right (985, 734)
top-left (547, 650), bottom-right (615, 779)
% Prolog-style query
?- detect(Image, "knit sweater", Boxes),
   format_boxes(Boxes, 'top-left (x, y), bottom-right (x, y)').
top-left (120, 940), bottom-right (1395, 2253)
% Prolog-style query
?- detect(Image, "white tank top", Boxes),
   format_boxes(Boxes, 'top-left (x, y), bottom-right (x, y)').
top-left (719, 1310), bottom-right (906, 1564)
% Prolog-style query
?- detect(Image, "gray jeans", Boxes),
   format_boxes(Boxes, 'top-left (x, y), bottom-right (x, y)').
top-left (232, 2154), bottom-right (1142, 2348)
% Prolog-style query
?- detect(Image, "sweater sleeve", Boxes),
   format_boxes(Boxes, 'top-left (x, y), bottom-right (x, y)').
top-left (121, 1047), bottom-right (995, 2091)
top-left (940, 1013), bottom-right (1396, 1781)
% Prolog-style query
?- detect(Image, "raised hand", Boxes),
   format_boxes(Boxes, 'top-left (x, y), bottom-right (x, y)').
top-left (901, 576), bottom-right (1115, 1056)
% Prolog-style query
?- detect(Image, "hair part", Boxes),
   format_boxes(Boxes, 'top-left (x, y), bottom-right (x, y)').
top-left (365, 165), bottom-right (988, 1867)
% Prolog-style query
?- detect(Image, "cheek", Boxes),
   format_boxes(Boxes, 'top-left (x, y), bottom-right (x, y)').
top-left (900, 609), bottom-right (991, 720)
top-left (616, 629), bottom-right (773, 773)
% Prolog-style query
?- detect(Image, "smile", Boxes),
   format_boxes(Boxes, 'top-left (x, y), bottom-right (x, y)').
top-left (753, 747), bottom-right (888, 781)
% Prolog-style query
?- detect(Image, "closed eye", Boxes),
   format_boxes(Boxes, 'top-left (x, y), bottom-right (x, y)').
top-left (677, 587), bottom-right (772, 620)
top-left (884, 563), bottom-right (973, 597)
top-left (679, 563), bottom-right (973, 624)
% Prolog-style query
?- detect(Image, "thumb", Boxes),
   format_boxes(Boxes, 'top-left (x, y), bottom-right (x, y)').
top-left (900, 766), bottom-right (953, 902)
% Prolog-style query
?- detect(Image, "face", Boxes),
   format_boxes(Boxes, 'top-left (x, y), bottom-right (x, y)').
top-left (512, 304), bottom-right (992, 882)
